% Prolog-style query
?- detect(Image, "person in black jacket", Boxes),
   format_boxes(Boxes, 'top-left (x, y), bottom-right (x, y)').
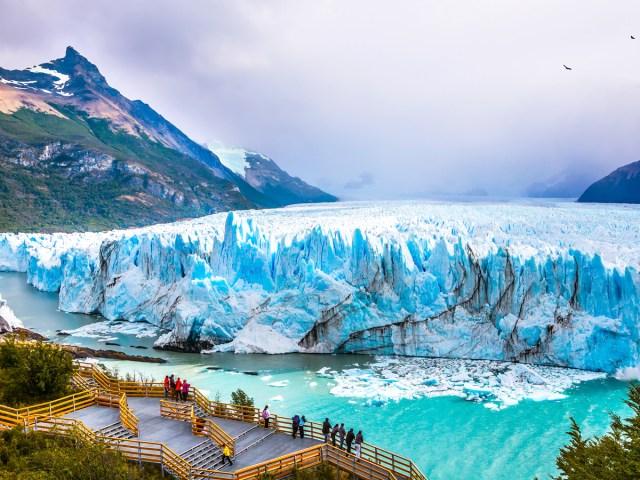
top-left (322, 418), bottom-right (331, 443)
top-left (292, 414), bottom-right (300, 438)
top-left (345, 428), bottom-right (355, 453)
top-left (354, 430), bottom-right (364, 459)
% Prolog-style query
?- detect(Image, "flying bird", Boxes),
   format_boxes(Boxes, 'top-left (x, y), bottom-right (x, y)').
top-left (632, 35), bottom-right (636, 39)
top-left (563, 65), bottom-right (572, 70)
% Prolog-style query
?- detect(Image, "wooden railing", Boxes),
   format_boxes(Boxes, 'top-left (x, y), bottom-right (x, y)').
top-left (192, 417), bottom-right (235, 456)
top-left (19, 390), bottom-right (96, 424)
top-left (119, 393), bottom-right (139, 436)
top-left (323, 445), bottom-right (399, 480)
top-left (160, 400), bottom-right (193, 421)
top-left (233, 444), bottom-right (324, 480)
top-left (33, 416), bottom-right (96, 443)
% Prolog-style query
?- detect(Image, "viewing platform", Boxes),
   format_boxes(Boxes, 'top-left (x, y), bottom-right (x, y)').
top-left (0, 361), bottom-right (427, 480)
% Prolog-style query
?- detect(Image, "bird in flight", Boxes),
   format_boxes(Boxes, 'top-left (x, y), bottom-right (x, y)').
top-left (563, 65), bottom-right (572, 70)
top-left (632, 35), bottom-right (636, 39)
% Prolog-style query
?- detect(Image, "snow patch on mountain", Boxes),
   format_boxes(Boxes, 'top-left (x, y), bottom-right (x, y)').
top-left (206, 141), bottom-right (251, 177)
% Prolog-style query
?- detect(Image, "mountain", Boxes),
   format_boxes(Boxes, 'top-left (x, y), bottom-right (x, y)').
top-left (578, 160), bottom-right (640, 204)
top-left (0, 47), bottom-right (334, 232)
top-left (526, 165), bottom-right (601, 198)
top-left (206, 141), bottom-right (337, 206)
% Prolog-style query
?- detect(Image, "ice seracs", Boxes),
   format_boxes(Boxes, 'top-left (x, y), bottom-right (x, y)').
top-left (1, 200), bottom-right (640, 373)
top-left (0, 293), bottom-right (23, 333)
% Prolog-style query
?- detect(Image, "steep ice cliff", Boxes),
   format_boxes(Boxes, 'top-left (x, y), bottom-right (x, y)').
top-left (0, 200), bottom-right (639, 373)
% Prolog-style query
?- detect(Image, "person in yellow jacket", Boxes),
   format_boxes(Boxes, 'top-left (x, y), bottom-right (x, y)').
top-left (222, 444), bottom-right (233, 466)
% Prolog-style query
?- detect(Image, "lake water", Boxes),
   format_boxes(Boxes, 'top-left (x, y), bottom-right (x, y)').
top-left (0, 272), bottom-right (631, 480)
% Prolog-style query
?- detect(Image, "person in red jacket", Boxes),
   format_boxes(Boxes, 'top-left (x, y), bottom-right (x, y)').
top-left (163, 375), bottom-right (170, 399)
top-left (174, 378), bottom-right (182, 402)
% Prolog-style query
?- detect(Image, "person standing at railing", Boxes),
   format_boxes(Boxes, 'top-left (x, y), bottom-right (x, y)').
top-left (331, 423), bottom-right (339, 446)
top-left (169, 374), bottom-right (176, 399)
top-left (181, 379), bottom-right (190, 402)
top-left (174, 378), bottom-right (182, 402)
top-left (164, 375), bottom-right (170, 399)
top-left (339, 423), bottom-right (346, 449)
top-left (291, 414), bottom-right (300, 438)
top-left (354, 430), bottom-right (364, 460)
top-left (221, 444), bottom-right (233, 466)
top-left (299, 415), bottom-right (306, 439)
top-left (262, 405), bottom-right (270, 429)
top-left (346, 428), bottom-right (355, 453)
top-left (322, 418), bottom-right (331, 443)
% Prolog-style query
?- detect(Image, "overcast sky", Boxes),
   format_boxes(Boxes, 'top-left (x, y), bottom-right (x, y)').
top-left (2, 0), bottom-right (640, 198)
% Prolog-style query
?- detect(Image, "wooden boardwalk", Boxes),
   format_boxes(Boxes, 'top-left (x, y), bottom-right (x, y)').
top-left (64, 397), bottom-right (322, 471)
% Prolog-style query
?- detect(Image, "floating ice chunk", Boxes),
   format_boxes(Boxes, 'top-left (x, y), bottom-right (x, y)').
top-left (309, 382), bottom-right (318, 387)
top-left (60, 320), bottom-right (158, 339)
top-left (268, 380), bottom-right (289, 388)
top-left (270, 396), bottom-right (284, 402)
top-left (261, 375), bottom-right (273, 381)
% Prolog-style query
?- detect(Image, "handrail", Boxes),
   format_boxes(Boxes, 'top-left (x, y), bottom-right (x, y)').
top-left (192, 416), bottom-right (235, 457)
top-left (119, 393), bottom-right (139, 436)
top-left (233, 444), bottom-right (324, 480)
top-left (160, 400), bottom-right (193, 421)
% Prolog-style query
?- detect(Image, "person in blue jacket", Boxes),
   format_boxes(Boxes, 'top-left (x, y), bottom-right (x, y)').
top-left (298, 415), bottom-right (307, 439)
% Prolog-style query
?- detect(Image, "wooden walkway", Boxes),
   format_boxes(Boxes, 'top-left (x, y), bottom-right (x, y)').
top-left (64, 397), bottom-right (322, 470)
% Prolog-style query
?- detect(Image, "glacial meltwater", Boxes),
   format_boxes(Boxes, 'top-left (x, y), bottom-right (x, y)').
top-left (0, 272), bottom-right (631, 480)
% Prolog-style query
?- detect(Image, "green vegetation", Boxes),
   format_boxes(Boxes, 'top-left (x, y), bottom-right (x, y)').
top-left (0, 428), bottom-right (163, 479)
top-left (551, 384), bottom-right (640, 479)
top-left (230, 388), bottom-right (254, 408)
top-left (0, 339), bottom-right (74, 407)
top-left (0, 108), bottom-right (252, 233)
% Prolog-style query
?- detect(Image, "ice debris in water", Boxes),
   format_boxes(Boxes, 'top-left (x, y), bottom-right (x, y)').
top-left (329, 356), bottom-right (606, 410)
top-left (268, 380), bottom-right (289, 388)
top-left (60, 320), bottom-right (158, 339)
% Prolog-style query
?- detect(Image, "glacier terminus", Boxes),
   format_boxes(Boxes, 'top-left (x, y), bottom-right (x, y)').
top-left (0, 200), bottom-right (638, 374)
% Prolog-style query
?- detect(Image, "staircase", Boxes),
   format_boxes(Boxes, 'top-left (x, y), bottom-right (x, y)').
top-left (180, 439), bottom-right (224, 470)
top-left (96, 421), bottom-right (136, 439)
top-left (192, 403), bottom-right (208, 419)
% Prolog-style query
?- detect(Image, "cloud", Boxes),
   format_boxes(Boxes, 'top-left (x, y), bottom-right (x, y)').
top-left (1, 0), bottom-right (640, 198)
top-left (344, 173), bottom-right (375, 190)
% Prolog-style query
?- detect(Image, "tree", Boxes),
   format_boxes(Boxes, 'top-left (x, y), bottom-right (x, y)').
top-left (552, 384), bottom-right (640, 480)
top-left (230, 389), bottom-right (255, 421)
top-left (0, 339), bottom-right (74, 406)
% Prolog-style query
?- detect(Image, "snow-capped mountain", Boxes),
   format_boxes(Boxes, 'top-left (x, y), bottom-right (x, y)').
top-left (1, 200), bottom-right (638, 374)
top-left (578, 160), bottom-right (640, 204)
top-left (0, 47), bottom-right (334, 232)
top-left (207, 141), bottom-right (337, 206)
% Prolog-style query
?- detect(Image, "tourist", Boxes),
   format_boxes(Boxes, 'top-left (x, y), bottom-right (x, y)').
top-left (174, 377), bottom-right (182, 402)
top-left (195, 417), bottom-right (206, 435)
top-left (262, 405), bottom-right (270, 429)
top-left (299, 415), bottom-right (306, 439)
top-left (291, 414), bottom-right (300, 438)
top-left (221, 444), bottom-right (233, 466)
top-left (331, 423), bottom-right (339, 447)
top-left (339, 424), bottom-right (346, 449)
top-left (169, 374), bottom-right (176, 399)
top-left (181, 379), bottom-right (190, 402)
top-left (322, 418), bottom-right (331, 443)
top-left (346, 428), bottom-right (355, 454)
top-left (354, 430), bottom-right (364, 460)
top-left (163, 375), bottom-right (170, 399)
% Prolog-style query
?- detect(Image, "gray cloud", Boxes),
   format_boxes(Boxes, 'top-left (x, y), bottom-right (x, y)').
top-left (344, 173), bottom-right (375, 190)
top-left (2, 0), bottom-right (640, 198)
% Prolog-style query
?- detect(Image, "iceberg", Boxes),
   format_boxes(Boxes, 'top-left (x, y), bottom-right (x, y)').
top-left (0, 200), bottom-right (639, 372)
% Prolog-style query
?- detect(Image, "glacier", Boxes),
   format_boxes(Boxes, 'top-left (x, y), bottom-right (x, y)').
top-left (0, 200), bottom-right (639, 373)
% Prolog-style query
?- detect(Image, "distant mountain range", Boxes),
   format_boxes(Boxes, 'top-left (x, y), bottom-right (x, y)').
top-left (578, 160), bottom-right (640, 204)
top-left (0, 47), bottom-right (335, 232)
top-left (525, 165), bottom-right (602, 199)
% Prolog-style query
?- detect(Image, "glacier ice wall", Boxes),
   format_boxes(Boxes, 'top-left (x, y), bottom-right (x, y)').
top-left (0, 201), bottom-right (639, 372)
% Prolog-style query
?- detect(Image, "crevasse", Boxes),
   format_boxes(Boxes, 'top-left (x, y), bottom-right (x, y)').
top-left (0, 201), bottom-right (638, 373)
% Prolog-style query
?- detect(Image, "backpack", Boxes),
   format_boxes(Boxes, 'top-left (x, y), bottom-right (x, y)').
top-left (262, 410), bottom-right (269, 419)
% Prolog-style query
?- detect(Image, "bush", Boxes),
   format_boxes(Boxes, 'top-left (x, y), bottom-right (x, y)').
top-left (0, 427), bottom-right (163, 479)
top-left (551, 384), bottom-right (640, 480)
top-left (0, 339), bottom-right (74, 407)
top-left (230, 388), bottom-right (254, 408)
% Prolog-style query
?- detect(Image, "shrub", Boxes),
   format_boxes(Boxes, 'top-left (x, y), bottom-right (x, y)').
top-left (0, 339), bottom-right (74, 407)
top-left (231, 388), bottom-right (255, 421)
top-left (550, 384), bottom-right (640, 480)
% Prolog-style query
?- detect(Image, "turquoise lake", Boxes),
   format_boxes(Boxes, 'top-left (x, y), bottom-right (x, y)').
top-left (0, 272), bottom-right (631, 480)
